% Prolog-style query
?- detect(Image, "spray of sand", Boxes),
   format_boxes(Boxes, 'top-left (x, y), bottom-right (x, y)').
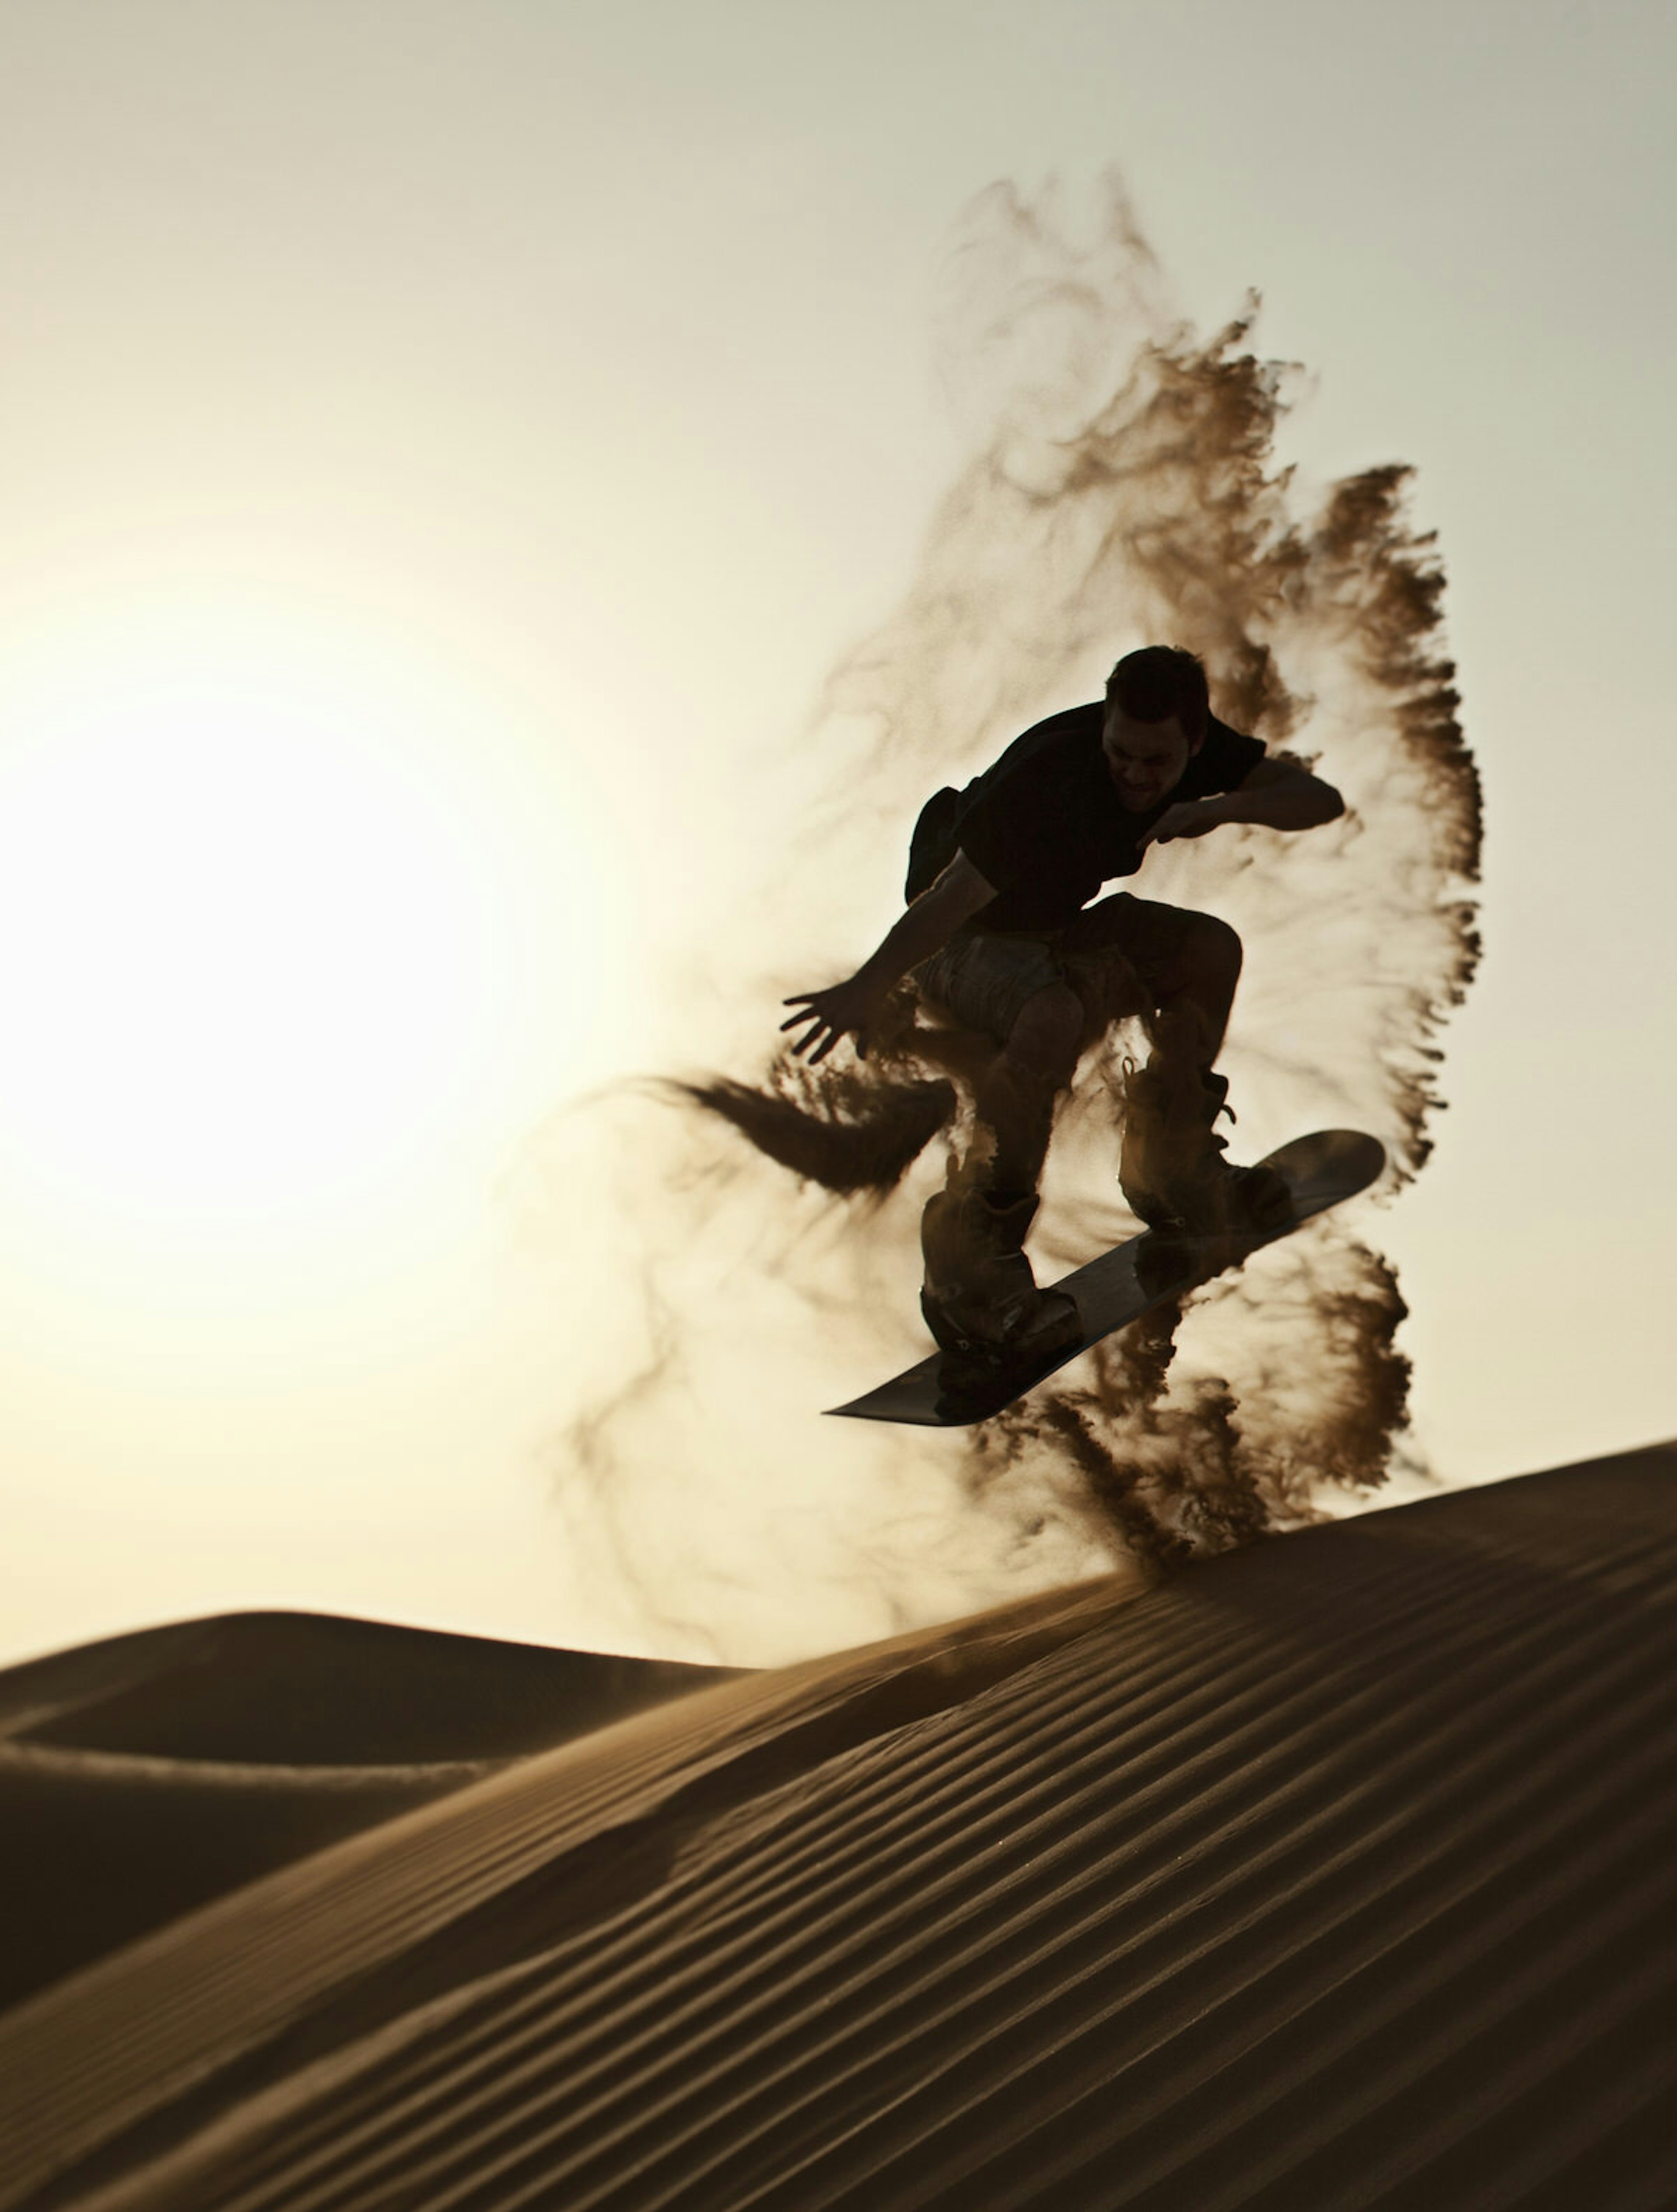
top-left (531, 177), bottom-right (1480, 1665)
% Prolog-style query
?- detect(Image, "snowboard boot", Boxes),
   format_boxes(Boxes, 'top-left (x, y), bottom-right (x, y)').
top-left (1119, 1041), bottom-right (1291, 1236)
top-left (918, 1186), bottom-right (1082, 1366)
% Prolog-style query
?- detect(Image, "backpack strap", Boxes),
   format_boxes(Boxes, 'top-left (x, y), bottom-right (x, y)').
top-left (904, 786), bottom-right (962, 901)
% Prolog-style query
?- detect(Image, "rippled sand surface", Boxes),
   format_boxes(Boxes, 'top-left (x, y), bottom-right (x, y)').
top-left (4, 1444), bottom-right (1674, 2211)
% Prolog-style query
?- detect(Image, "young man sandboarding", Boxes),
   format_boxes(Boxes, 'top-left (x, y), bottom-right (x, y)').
top-left (782, 646), bottom-right (1344, 1366)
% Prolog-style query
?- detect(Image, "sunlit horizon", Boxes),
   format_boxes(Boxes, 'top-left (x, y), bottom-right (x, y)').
top-left (0, 0), bottom-right (1671, 1672)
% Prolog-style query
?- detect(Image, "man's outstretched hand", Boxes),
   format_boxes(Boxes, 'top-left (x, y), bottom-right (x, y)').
top-left (1138, 796), bottom-right (1226, 849)
top-left (780, 975), bottom-right (885, 1064)
top-left (780, 852), bottom-right (996, 1067)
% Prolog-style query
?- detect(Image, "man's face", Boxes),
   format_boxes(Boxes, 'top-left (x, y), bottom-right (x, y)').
top-left (1101, 704), bottom-right (1201, 812)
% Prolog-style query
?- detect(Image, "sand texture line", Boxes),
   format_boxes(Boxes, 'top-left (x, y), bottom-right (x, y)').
top-left (6, 1450), bottom-right (1677, 2210)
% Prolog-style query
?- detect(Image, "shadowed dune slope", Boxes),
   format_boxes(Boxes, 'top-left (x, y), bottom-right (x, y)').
top-left (4, 1443), bottom-right (1677, 2212)
top-left (0, 1610), bottom-right (741, 2009)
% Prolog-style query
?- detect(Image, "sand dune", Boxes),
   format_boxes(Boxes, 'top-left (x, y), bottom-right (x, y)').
top-left (0, 1610), bottom-right (739, 2012)
top-left (4, 1444), bottom-right (1675, 2210)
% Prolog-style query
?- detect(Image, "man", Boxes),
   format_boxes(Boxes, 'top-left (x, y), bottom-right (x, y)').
top-left (782, 646), bottom-right (1344, 1363)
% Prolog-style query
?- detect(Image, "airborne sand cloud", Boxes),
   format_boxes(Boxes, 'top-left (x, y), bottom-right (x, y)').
top-left (530, 179), bottom-right (1480, 1665)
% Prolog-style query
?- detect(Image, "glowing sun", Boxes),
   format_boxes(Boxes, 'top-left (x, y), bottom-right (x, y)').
top-left (0, 613), bottom-right (514, 1235)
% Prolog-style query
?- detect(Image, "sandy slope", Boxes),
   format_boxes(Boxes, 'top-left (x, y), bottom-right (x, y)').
top-left (3, 1445), bottom-right (1674, 2212)
top-left (0, 1610), bottom-right (739, 2010)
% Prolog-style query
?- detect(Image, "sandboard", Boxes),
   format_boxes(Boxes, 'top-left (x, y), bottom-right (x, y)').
top-left (828, 1128), bottom-right (1386, 1429)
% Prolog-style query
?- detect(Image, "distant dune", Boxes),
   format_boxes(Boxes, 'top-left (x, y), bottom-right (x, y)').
top-left (0, 1609), bottom-right (741, 2010)
top-left (3, 1442), bottom-right (1674, 2211)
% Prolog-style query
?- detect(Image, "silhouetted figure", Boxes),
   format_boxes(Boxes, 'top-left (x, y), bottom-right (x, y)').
top-left (782, 646), bottom-right (1344, 1361)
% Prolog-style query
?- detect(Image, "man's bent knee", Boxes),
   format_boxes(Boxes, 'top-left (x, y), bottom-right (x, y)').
top-left (1183, 913), bottom-right (1242, 983)
top-left (1004, 983), bottom-right (1085, 1081)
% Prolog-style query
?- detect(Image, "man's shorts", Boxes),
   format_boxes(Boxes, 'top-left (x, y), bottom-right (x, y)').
top-left (910, 892), bottom-right (1208, 1047)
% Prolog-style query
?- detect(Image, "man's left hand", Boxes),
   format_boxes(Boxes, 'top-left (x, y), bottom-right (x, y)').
top-left (1139, 797), bottom-right (1226, 848)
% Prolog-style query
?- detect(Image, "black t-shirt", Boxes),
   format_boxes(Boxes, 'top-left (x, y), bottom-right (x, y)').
top-left (950, 702), bottom-right (1266, 931)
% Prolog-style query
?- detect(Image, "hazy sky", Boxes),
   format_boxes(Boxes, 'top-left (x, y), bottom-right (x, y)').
top-left (1, 0), bottom-right (1672, 1666)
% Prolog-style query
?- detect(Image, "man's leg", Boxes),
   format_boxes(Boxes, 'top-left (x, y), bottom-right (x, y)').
top-left (1059, 894), bottom-right (1287, 1231)
top-left (969, 981), bottom-right (1086, 1199)
top-left (1147, 912), bottom-right (1242, 1072)
top-left (917, 979), bottom-right (1086, 1357)
top-left (1122, 915), bottom-right (1288, 1230)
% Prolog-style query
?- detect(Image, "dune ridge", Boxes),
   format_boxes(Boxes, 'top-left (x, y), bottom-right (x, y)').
top-left (0, 1578), bottom-right (1133, 2208)
top-left (5, 1450), bottom-right (1675, 2210)
top-left (0, 1610), bottom-right (741, 2013)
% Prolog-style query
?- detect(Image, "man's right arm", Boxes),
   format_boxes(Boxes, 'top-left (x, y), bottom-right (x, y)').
top-left (780, 850), bottom-right (997, 1063)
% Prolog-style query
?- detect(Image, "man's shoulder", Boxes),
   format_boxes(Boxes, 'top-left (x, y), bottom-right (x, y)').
top-left (1187, 713), bottom-right (1266, 792)
top-left (981, 700), bottom-right (1103, 784)
top-left (1016, 699), bottom-right (1104, 747)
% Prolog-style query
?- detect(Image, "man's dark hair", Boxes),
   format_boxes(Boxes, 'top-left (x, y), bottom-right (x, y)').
top-left (1106, 645), bottom-right (1209, 741)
